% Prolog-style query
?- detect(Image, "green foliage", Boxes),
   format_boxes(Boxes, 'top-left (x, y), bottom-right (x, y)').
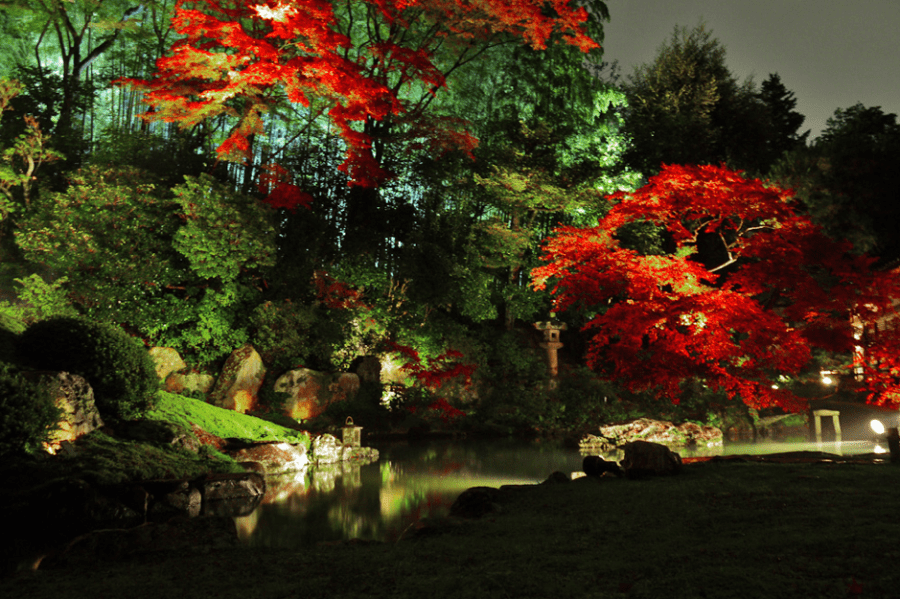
top-left (484, 329), bottom-right (546, 383)
top-left (15, 316), bottom-right (159, 420)
top-left (550, 365), bottom-right (632, 426)
top-left (624, 24), bottom-right (805, 176)
top-left (0, 361), bottom-right (60, 457)
top-left (0, 274), bottom-right (78, 326)
top-left (757, 73), bottom-right (809, 165)
top-left (14, 166), bottom-right (278, 365)
top-left (771, 103), bottom-right (900, 258)
top-left (15, 164), bottom-right (184, 331)
top-left (614, 220), bottom-right (668, 256)
top-left (0, 76), bottom-right (63, 215)
top-left (250, 299), bottom-right (321, 371)
top-left (154, 286), bottom-right (254, 366)
top-left (171, 173), bottom-right (277, 283)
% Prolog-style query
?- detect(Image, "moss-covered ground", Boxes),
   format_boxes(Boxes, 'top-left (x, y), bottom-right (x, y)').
top-left (146, 391), bottom-right (310, 447)
top-left (6, 460), bottom-right (900, 598)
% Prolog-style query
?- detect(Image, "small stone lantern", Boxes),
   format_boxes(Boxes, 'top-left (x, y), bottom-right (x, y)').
top-left (534, 316), bottom-right (567, 379)
top-left (342, 416), bottom-right (362, 448)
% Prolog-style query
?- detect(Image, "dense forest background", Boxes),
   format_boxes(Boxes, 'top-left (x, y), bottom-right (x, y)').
top-left (1, 0), bottom-right (898, 431)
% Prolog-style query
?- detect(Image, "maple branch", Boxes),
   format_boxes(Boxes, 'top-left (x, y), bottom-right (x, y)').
top-left (708, 257), bottom-right (737, 274)
top-left (741, 224), bottom-right (776, 235)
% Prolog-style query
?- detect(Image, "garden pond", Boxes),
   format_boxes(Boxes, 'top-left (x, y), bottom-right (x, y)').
top-left (234, 436), bottom-right (885, 548)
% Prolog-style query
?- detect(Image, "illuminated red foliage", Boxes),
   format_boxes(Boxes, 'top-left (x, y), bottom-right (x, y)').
top-left (855, 324), bottom-right (900, 407)
top-left (533, 164), bottom-right (900, 411)
top-left (257, 163), bottom-right (313, 210)
top-left (123, 0), bottom-right (596, 187)
top-left (388, 341), bottom-right (476, 389)
top-left (312, 270), bottom-right (367, 310)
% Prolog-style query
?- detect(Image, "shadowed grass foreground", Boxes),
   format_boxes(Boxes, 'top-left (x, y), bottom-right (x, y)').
top-left (6, 460), bottom-right (900, 599)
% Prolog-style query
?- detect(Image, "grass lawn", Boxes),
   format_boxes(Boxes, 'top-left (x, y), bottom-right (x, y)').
top-left (6, 459), bottom-right (900, 598)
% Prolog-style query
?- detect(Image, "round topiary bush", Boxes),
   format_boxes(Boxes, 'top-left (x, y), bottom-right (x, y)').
top-left (15, 316), bottom-right (159, 420)
top-left (0, 361), bottom-right (60, 457)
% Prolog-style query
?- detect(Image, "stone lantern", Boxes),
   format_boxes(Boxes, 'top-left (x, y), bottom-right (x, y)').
top-left (342, 416), bottom-right (362, 448)
top-left (534, 316), bottom-right (567, 379)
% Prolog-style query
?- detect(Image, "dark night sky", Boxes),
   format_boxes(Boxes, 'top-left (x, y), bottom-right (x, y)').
top-left (602, 0), bottom-right (900, 139)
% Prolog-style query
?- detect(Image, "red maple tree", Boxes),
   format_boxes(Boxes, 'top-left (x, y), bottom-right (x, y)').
top-left (123, 0), bottom-right (598, 199)
top-left (532, 164), bottom-right (900, 411)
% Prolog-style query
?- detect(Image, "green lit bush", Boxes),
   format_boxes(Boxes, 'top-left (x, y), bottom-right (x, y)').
top-left (16, 316), bottom-right (158, 420)
top-left (0, 362), bottom-right (60, 457)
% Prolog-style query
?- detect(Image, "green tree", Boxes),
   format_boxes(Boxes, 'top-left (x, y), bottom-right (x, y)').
top-left (770, 103), bottom-right (900, 259)
top-left (402, 0), bottom-right (638, 328)
top-left (623, 24), bottom-right (801, 176)
top-left (15, 166), bottom-right (277, 363)
top-left (15, 165), bottom-right (184, 329)
top-left (757, 73), bottom-right (809, 167)
top-left (0, 78), bottom-right (63, 223)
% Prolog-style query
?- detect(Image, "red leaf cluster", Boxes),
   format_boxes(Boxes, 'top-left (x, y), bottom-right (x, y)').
top-left (533, 164), bottom-right (900, 411)
top-left (388, 341), bottom-right (476, 390)
top-left (312, 270), bottom-right (367, 310)
top-left (257, 162), bottom-right (314, 210)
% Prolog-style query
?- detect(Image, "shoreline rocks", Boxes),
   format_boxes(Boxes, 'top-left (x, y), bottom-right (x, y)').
top-left (580, 418), bottom-right (723, 453)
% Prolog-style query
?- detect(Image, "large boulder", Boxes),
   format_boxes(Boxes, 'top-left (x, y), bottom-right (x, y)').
top-left (144, 480), bottom-right (202, 520)
top-left (275, 368), bottom-right (360, 421)
top-left (449, 487), bottom-right (503, 519)
top-left (164, 371), bottom-right (216, 396)
top-left (621, 440), bottom-right (683, 478)
top-left (40, 372), bottom-right (104, 454)
top-left (148, 347), bottom-right (187, 382)
top-left (209, 344), bottom-right (266, 413)
top-left (582, 455), bottom-right (623, 478)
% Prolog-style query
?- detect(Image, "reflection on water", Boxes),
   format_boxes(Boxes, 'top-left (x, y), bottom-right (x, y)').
top-left (236, 439), bottom-right (583, 548)
top-left (235, 437), bottom-right (882, 548)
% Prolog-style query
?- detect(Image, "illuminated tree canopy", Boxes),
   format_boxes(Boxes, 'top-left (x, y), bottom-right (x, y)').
top-left (533, 164), bottom-right (900, 411)
top-left (124, 0), bottom-right (599, 194)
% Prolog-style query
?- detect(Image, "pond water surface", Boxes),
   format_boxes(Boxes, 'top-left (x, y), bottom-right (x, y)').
top-left (235, 437), bottom-right (882, 548)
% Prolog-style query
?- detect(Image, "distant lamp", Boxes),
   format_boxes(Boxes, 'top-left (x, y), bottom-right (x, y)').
top-left (871, 419), bottom-right (886, 435)
top-left (342, 417), bottom-right (362, 448)
top-left (821, 375), bottom-right (834, 385)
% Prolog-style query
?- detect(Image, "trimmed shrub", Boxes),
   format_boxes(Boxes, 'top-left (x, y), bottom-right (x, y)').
top-left (0, 362), bottom-right (60, 457)
top-left (15, 316), bottom-right (158, 420)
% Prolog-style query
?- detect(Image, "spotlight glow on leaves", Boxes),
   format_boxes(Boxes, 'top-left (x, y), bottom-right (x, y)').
top-left (123, 0), bottom-right (597, 188)
top-left (533, 164), bottom-right (900, 411)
